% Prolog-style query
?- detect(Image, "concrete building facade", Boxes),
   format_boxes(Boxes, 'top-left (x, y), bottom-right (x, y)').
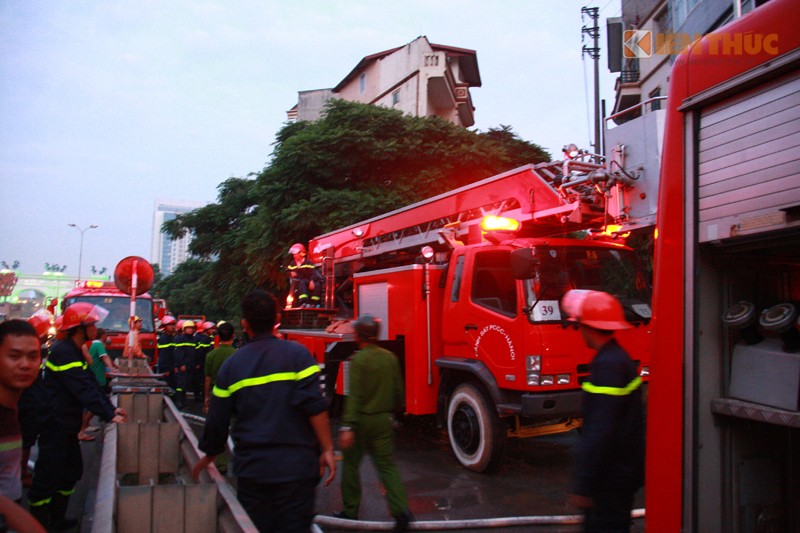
top-left (609, 0), bottom-right (771, 123)
top-left (288, 36), bottom-right (481, 127)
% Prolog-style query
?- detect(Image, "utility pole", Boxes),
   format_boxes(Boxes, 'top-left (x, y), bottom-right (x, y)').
top-left (582, 6), bottom-right (601, 158)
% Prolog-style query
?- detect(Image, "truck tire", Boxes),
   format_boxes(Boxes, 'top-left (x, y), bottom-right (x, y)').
top-left (446, 383), bottom-right (506, 472)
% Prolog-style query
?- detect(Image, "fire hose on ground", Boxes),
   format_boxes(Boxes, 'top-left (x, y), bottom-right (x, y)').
top-left (182, 412), bottom-right (646, 531)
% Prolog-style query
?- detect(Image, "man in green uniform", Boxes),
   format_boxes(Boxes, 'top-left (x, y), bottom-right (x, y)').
top-left (203, 322), bottom-right (236, 414)
top-left (336, 315), bottom-right (413, 532)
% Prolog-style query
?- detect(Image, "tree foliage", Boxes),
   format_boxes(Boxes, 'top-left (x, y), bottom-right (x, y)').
top-left (154, 100), bottom-right (551, 316)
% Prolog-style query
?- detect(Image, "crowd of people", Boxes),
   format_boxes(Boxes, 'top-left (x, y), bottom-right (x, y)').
top-left (0, 283), bottom-right (643, 533)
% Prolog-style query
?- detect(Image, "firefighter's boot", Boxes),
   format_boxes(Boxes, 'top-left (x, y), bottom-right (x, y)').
top-left (51, 493), bottom-right (78, 531)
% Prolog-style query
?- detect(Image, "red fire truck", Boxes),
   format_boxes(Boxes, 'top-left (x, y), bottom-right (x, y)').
top-left (282, 154), bottom-right (654, 472)
top-left (63, 280), bottom-right (159, 362)
top-left (647, 0), bottom-right (800, 530)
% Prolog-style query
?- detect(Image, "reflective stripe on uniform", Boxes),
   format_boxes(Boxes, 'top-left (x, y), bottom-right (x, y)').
top-left (157, 343), bottom-right (175, 349)
top-left (174, 342), bottom-right (197, 347)
top-left (29, 497), bottom-right (52, 507)
top-left (0, 437), bottom-right (21, 452)
top-left (46, 359), bottom-right (87, 372)
top-left (57, 488), bottom-right (75, 496)
top-left (213, 365), bottom-right (320, 398)
top-left (582, 376), bottom-right (642, 396)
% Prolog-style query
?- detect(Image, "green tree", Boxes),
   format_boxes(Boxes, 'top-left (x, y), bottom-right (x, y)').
top-left (156, 100), bottom-right (551, 313)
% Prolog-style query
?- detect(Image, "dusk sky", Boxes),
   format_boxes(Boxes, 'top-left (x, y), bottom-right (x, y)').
top-left (1, 0), bottom-right (621, 278)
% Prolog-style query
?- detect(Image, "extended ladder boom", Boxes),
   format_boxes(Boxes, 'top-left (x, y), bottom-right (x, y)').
top-left (309, 157), bottom-right (637, 263)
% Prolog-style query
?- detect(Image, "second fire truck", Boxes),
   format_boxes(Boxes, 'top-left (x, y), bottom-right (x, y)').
top-left (283, 151), bottom-right (654, 471)
top-left (63, 280), bottom-right (159, 362)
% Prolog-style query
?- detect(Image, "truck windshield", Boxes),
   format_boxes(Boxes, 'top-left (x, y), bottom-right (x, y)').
top-left (523, 246), bottom-right (651, 324)
top-left (64, 296), bottom-right (155, 333)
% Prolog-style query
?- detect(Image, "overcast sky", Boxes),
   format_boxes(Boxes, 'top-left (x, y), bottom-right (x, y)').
top-left (1, 0), bottom-right (621, 278)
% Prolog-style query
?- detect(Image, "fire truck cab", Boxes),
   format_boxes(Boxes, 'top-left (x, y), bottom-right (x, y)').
top-left (63, 280), bottom-right (158, 362)
top-left (283, 155), bottom-right (654, 471)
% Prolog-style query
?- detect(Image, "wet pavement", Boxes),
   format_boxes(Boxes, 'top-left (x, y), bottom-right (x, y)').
top-left (312, 415), bottom-right (645, 532)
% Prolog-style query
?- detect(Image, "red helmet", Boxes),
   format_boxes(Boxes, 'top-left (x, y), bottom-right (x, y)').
top-left (161, 315), bottom-right (177, 326)
top-left (195, 320), bottom-right (205, 332)
top-left (59, 303), bottom-right (108, 331)
top-left (28, 310), bottom-right (54, 339)
top-left (203, 321), bottom-right (216, 331)
top-left (176, 319), bottom-right (185, 330)
top-left (563, 290), bottom-right (631, 330)
top-left (289, 243), bottom-right (306, 255)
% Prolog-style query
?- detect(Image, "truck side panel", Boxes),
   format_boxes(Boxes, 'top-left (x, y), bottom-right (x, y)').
top-left (353, 264), bottom-right (446, 415)
top-left (649, 0), bottom-right (800, 530)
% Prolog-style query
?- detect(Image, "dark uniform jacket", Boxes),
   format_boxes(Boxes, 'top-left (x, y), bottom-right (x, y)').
top-left (173, 333), bottom-right (198, 369)
top-left (572, 338), bottom-right (645, 497)
top-left (287, 257), bottom-right (322, 283)
top-left (156, 332), bottom-right (175, 373)
top-left (200, 334), bottom-right (326, 483)
top-left (41, 339), bottom-right (116, 433)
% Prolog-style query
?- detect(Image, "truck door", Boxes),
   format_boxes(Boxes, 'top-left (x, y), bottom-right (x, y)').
top-left (443, 248), bottom-right (523, 377)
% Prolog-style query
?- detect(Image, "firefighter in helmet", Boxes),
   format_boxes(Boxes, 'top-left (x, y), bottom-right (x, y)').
top-left (173, 320), bottom-right (198, 408)
top-left (27, 303), bottom-right (127, 530)
top-left (563, 290), bottom-right (645, 532)
top-left (157, 316), bottom-right (177, 389)
top-left (287, 243), bottom-right (323, 308)
top-left (192, 321), bottom-right (213, 402)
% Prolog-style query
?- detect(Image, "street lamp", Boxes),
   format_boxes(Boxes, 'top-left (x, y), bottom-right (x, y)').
top-left (68, 223), bottom-right (98, 282)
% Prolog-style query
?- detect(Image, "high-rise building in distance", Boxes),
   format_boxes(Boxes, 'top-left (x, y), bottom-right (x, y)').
top-left (151, 199), bottom-right (205, 275)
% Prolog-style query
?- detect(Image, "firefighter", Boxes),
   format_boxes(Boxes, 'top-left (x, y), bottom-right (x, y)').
top-left (336, 315), bottom-right (413, 532)
top-left (193, 290), bottom-right (335, 532)
top-left (157, 316), bottom-right (177, 389)
top-left (562, 290), bottom-right (645, 533)
top-left (192, 321), bottom-right (213, 402)
top-left (172, 320), bottom-right (197, 409)
top-left (287, 243), bottom-right (323, 307)
top-left (27, 303), bottom-right (126, 530)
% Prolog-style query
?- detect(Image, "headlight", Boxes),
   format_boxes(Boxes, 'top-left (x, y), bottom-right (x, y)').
top-left (640, 366), bottom-right (650, 377)
top-left (557, 374), bottom-right (571, 385)
top-left (526, 355), bottom-right (541, 372)
top-left (527, 373), bottom-right (540, 386)
top-left (540, 375), bottom-right (555, 386)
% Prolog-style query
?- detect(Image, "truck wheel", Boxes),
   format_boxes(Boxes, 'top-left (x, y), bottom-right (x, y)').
top-left (447, 383), bottom-right (506, 472)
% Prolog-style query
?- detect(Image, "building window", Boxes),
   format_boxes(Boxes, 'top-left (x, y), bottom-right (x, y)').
top-left (649, 88), bottom-right (662, 111)
top-left (392, 90), bottom-right (400, 106)
top-left (359, 73), bottom-right (366, 94)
